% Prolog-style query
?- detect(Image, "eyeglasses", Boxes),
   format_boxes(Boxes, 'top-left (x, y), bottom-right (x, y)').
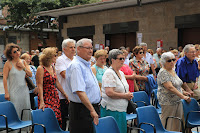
top-left (79, 46), bottom-right (93, 50)
top-left (54, 54), bottom-right (57, 57)
top-left (196, 49), bottom-right (199, 51)
top-left (13, 49), bottom-right (19, 54)
top-left (139, 52), bottom-right (144, 54)
top-left (68, 46), bottom-right (76, 49)
top-left (115, 57), bottom-right (125, 61)
top-left (167, 58), bottom-right (176, 62)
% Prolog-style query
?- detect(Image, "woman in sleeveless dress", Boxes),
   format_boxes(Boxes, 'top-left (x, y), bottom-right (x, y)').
top-left (36, 47), bottom-right (69, 127)
top-left (91, 49), bottom-right (108, 89)
top-left (3, 43), bottom-right (32, 132)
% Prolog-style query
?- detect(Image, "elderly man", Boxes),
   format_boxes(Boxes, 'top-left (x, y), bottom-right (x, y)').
top-left (55, 38), bottom-right (76, 130)
top-left (153, 48), bottom-right (162, 74)
top-left (140, 42), bottom-right (156, 76)
top-left (176, 44), bottom-right (200, 101)
top-left (65, 38), bottom-right (101, 133)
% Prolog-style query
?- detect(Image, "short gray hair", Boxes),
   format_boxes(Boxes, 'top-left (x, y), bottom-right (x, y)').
top-left (183, 44), bottom-right (195, 53)
top-left (62, 38), bottom-right (76, 50)
top-left (108, 49), bottom-right (123, 64)
top-left (140, 42), bottom-right (147, 46)
top-left (76, 38), bottom-right (92, 48)
top-left (160, 52), bottom-right (175, 67)
top-left (156, 48), bottom-right (162, 51)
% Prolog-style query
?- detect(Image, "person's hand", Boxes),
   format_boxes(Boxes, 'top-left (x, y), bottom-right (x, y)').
top-left (183, 96), bottom-right (191, 103)
top-left (125, 92), bottom-right (133, 100)
top-left (187, 90), bottom-right (194, 97)
top-left (193, 82), bottom-right (198, 90)
top-left (183, 90), bottom-right (191, 97)
top-left (90, 110), bottom-right (99, 125)
top-left (16, 60), bottom-right (25, 69)
top-left (5, 93), bottom-right (10, 101)
top-left (39, 102), bottom-right (45, 111)
top-left (33, 87), bottom-right (38, 94)
top-left (64, 93), bottom-right (70, 103)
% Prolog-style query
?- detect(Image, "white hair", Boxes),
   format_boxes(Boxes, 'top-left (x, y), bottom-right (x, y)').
top-left (62, 38), bottom-right (76, 50)
top-left (139, 42), bottom-right (147, 46)
top-left (156, 48), bottom-right (162, 51)
top-left (76, 38), bottom-right (92, 48)
top-left (183, 44), bottom-right (195, 53)
top-left (160, 52), bottom-right (175, 67)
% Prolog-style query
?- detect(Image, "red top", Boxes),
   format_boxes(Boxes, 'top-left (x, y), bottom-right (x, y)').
top-left (120, 64), bottom-right (134, 92)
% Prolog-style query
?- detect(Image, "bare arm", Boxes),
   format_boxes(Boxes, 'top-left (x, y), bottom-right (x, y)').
top-left (3, 62), bottom-right (10, 100)
top-left (150, 64), bottom-right (156, 76)
top-left (60, 70), bottom-right (66, 79)
top-left (105, 87), bottom-right (133, 100)
top-left (91, 67), bottom-right (96, 76)
top-left (125, 71), bottom-right (136, 80)
top-left (182, 82), bottom-right (194, 96)
top-left (135, 75), bottom-right (148, 81)
top-left (55, 78), bottom-right (69, 101)
top-left (76, 91), bottom-right (99, 125)
top-left (163, 81), bottom-right (191, 102)
top-left (36, 66), bottom-right (45, 110)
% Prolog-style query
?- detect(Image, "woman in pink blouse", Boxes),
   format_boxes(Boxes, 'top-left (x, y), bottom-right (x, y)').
top-left (129, 46), bottom-right (149, 91)
top-left (120, 49), bottom-right (136, 92)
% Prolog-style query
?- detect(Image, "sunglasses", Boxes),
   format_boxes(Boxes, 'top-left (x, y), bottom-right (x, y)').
top-left (167, 59), bottom-right (176, 62)
top-left (115, 57), bottom-right (125, 60)
top-left (13, 49), bottom-right (19, 54)
top-left (139, 52), bottom-right (144, 54)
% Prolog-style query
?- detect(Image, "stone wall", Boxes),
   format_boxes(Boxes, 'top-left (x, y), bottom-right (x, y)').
top-left (62, 0), bottom-right (200, 51)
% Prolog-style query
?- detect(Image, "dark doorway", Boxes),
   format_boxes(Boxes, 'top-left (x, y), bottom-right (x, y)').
top-left (105, 32), bottom-right (136, 50)
top-left (178, 28), bottom-right (200, 47)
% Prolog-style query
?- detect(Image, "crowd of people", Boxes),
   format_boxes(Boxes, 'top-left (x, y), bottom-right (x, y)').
top-left (2, 39), bottom-right (200, 133)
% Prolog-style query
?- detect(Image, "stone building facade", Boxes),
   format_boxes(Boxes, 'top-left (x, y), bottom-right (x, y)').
top-left (40, 0), bottom-right (200, 51)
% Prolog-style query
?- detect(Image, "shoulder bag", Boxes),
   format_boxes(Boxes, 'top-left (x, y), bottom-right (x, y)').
top-left (111, 68), bottom-right (137, 114)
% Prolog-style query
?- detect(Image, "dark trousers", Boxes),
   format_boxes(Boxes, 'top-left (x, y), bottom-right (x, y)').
top-left (60, 99), bottom-right (69, 131)
top-left (69, 101), bottom-right (100, 133)
top-left (30, 93), bottom-right (36, 110)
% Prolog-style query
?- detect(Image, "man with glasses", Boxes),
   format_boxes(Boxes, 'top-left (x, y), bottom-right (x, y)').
top-left (55, 38), bottom-right (76, 130)
top-left (65, 38), bottom-right (101, 133)
top-left (176, 44), bottom-right (200, 101)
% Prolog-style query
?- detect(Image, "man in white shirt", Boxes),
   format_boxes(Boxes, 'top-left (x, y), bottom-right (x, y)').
top-left (55, 38), bottom-right (76, 130)
top-left (140, 42), bottom-right (156, 76)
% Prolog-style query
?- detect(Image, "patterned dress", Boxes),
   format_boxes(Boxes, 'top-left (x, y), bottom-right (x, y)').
top-left (130, 59), bottom-right (149, 91)
top-left (38, 66), bottom-right (62, 125)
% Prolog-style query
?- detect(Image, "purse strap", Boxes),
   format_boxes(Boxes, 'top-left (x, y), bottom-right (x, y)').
top-left (111, 68), bottom-right (127, 93)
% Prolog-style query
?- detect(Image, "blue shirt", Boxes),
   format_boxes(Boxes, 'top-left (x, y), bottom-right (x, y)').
top-left (175, 56), bottom-right (199, 83)
top-left (29, 65), bottom-right (37, 93)
top-left (65, 55), bottom-right (101, 104)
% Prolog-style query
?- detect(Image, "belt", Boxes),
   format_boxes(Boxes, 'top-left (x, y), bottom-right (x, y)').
top-left (70, 101), bottom-right (99, 107)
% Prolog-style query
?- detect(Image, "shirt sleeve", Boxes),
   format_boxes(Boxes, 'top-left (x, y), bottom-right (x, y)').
top-left (175, 60), bottom-right (187, 82)
top-left (70, 66), bottom-right (86, 93)
top-left (159, 70), bottom-right (171, 84)
top-left (55, 57), bottom-right (66, 74)
top-left (102, 71), bottom-right (117, 88)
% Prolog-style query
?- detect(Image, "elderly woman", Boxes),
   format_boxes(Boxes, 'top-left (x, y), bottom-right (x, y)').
top-left (91, 49), bottom-right (108, 89)
top-left (21, 53), bottom-right (37, 109)
top-left (36, 47), bottom-right (69, 127)
top-left (101, 49), bottom-right (133, 133)
top-left (3, 43), bottom-right (32, 132)
top-left (129, 46), bottom-right (148, 91)
top-left (157, 52), bottom-right (191, 131)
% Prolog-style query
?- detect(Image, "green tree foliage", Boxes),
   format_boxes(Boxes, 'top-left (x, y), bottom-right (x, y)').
top-left (0, 0), bottom-right (101, 46)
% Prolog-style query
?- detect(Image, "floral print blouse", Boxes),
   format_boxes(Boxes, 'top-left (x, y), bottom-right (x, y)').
top-left (129, 59), bottom-right (149, 91)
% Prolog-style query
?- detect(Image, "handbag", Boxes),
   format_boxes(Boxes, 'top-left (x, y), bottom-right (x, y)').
top-left (111, 68), bottom-right (137, 114)
top-left (25, 77), bottom-right (35, 90)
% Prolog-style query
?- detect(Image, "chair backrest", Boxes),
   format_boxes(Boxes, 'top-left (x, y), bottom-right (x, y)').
top-left (34, 96), bottom-right (38, 109)
top-left (0, 101), bottom-right (21, 127)
top-left (152, 89), bottom-right (161, 108)
top-left (31, 108), bottom-right (63, 132)
top-left (136, 105), bottom-right (165, 132)
top-left (94, 116), bottom-right (120, 133)
top-left (133, 91), bottom-right (150, 107)
top-left (0, 94), bottom-right (7, 102)
top-left (181, 98), bottom-right (200, 120)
